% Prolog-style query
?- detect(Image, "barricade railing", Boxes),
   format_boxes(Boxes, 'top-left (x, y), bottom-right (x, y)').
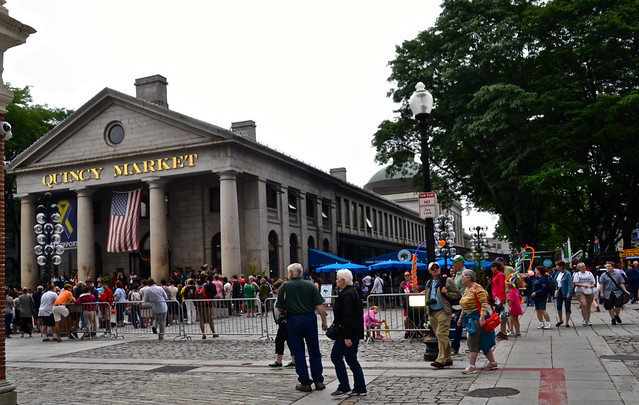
top-left (56, 292), bottom-right (429, 343)
top-left (181, 298), bottom-right (265, 339)
top-left (60, 302), bottom-right (117, 339)
top-left (365, 292), bottom-right (428, 342)
top-left (112, 300), bottom-right (184, 339)
top-left (262, 296), bottom-right (337, 340)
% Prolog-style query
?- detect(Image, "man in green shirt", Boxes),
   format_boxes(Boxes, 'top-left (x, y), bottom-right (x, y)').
top-left (277, 263), bottom-right (328, 393)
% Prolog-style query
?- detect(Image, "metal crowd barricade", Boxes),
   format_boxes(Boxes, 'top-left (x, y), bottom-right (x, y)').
top-left (365, 292), bottom-right (428, 342)
top-left (66, 301), bottom-right (117, 339)
top-left (112, 300), bottom-right (184, 339)
top-left (181, 297), bottom-right (265, 339)
top-left (262, 296), bottom-right (337, 340)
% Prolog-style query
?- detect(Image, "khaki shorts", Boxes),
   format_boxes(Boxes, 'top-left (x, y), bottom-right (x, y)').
top-left (52, 305), bottom-right (70, 322)
top-left (575, 292), bottom-right (594, 307)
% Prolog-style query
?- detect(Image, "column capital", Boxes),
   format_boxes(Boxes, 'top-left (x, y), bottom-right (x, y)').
top-left (217, 169), bottom-right (239, 180)
top-left (143, 177), bottom-right (167, 189)
top-left (73, 187), bottom-right (95, 198)
top-left (16, 193), bottom-right (36, 203)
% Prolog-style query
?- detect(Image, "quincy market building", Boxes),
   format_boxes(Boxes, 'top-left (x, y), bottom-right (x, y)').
top-left (7, 75), bottom-right (429, 289)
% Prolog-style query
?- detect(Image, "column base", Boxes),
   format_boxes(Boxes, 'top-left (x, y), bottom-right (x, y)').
top-left (0, 380), bottom-right (17, 405)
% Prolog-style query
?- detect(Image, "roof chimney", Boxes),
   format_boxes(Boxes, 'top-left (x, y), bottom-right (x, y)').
top-left (231, 120), bottom-right (256, 141)
top-left (330, 167), bottom-right (347, 182)
top-left (134, 74), bottom-right (168, 108)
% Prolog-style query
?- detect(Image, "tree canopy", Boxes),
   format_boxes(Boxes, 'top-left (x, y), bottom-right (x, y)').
top-left (373, 0), bottom-right (639, 256)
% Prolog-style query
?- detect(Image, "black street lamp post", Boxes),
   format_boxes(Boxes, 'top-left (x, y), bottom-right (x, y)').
top-left (434, 214), bottom-right (456, 272)
top-left (409, 82), bottom-right (439, 361)
top-left (469, 226), bottom-right (490, 284)
top-left (409, 82), bottom-right (435, 266)
top-left (34, 192), bottom-right (64, 285)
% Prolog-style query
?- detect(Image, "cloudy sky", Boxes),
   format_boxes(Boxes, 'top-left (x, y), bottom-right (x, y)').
top-left (4, 0), bottom-right (498, 234)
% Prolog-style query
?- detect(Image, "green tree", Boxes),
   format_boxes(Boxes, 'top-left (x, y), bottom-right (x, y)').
top-left (373, 0), bottom-right (639, 255)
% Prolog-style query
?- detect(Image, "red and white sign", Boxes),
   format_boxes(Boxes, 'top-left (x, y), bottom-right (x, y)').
top-left (418, 192), bottom-right (437, 219)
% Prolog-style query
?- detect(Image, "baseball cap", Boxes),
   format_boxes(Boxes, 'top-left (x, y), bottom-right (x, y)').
top-left (451, 255), bottom-right (465, 262)
top-left (496, 257), bottom-right (505, 262)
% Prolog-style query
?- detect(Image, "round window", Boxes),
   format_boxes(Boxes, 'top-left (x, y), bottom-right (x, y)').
top-left (106, 123), bottom-right (125, 145)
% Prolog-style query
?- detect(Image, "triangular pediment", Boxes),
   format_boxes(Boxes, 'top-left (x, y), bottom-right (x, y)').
top-left (8, 88), bottom-right (235, 171)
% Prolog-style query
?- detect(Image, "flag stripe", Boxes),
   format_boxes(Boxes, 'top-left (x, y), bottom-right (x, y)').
top-left (107, 189), bottom-right (142, 252)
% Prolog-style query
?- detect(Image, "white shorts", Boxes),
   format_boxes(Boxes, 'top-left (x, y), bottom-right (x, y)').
top-left (52, 305), bottom-right (69, 322)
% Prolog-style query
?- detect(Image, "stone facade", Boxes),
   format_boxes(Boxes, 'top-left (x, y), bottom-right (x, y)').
top-left (8, 75), bottom-right (428, 289)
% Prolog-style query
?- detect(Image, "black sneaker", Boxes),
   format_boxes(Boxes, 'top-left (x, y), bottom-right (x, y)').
top-left (612, 318), bottom-right (617, 325)
top-left (431, 361), bottom-right (445, 369)
top-left (350, 392), bottom-right (368, 396)
top-left (331, 390), bottom-right (350, 397)
top-left (615, 315), bottom-right (622, 324)
top-left (152, 326), bottom-right (157, 334)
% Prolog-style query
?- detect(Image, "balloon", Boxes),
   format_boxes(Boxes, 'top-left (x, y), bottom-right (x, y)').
top-left (528, 270), bottom-right (534, 276)
top-left (438, 240), bottom-right (446, 246)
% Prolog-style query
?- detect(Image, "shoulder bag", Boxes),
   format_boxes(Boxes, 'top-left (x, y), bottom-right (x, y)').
top-left (603, 272), bottom-right (630, 306)
top-left (474, 288), bottom-right (500, 332)
top-left (275, 283), bottom-right (288, 325)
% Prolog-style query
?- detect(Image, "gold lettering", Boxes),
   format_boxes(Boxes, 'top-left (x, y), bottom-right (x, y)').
top-left (42, 174), bottom-right (57, 188)
top-left (69, 171), bottom-right (80, 182)
top-left (61, 172), bottom-right (71, 183)
top-left (131, 162), bottom-right (143, 174)
top-left (173, 156), bottom-right (184, 169)
top-left (91, 168), bottom-right (103, 180)
top-left (158, 158), bottom-right (171, 171)
top-left (143, 160), bottom-right (156, 173)
top-left (114, 164), bottom-right (129, 177)
top-left (187, 153), bottom-right (198, 166)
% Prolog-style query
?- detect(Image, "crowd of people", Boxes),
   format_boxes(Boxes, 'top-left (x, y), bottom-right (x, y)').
top-left (4, 265), bottom-right (282, 341)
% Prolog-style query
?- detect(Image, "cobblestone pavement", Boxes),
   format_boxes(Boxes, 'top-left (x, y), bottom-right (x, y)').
top-left (603, 335), bottom-right (639, 381)
top-left (54, 338), bottom-right (435, 363)
top-left (8, 337), bottom-right (475, 405)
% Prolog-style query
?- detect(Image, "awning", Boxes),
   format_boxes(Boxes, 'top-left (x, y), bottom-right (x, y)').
top-left (362, 249), bottom-right (429, 266)
top-left (308, 248), bottom-right (350, 269)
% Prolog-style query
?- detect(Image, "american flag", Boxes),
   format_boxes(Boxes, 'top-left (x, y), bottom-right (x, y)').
top-left (107, 189), bottom-right (142, 252)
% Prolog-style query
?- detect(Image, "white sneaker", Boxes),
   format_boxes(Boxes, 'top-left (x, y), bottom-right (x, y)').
top-left (543, 323), bottom-right (552, 329)
top-left (582, 320), bottom-right (587, 326)
top-left (537, 322), bottom-right (544, 329)
top-left (585, 320), bottom-right (591, 326)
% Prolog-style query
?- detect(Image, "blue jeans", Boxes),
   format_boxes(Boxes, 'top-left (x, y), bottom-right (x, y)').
top-left (331, 338), bottom-right (366, 393)
top-left (286, 313), bottom-right (323, 385)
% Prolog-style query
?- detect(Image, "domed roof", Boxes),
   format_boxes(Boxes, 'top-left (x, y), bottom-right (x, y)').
top-left (367, 165), bottom-right (419, 184)
top-left (364, 165), bottom-right (419, 195)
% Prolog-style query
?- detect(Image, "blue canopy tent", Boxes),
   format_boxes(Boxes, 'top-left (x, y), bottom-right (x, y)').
top-left (362, 249), bottom-right (429, 266)
top-left (368, 260), bottom-right (428, 272)
top-left (307, 248), bottom-right (350, 269)
top-left (316, 262), bottom-right (369, 274)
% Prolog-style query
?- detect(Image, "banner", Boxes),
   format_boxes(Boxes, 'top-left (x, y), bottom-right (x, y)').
top-left (53, 195), bottom-right (77, 253)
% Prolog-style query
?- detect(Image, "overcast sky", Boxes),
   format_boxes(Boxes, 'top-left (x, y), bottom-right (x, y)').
top-left (4, 0), bottom-right (498, 235)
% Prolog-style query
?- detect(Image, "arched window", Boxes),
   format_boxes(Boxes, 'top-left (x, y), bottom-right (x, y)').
top-left (323, 238), bottom-right (330, 253)
top-left (307, 235), bottom-right (315, 250)
top-left (268, 231), bottom-right (279, 276)
top-left (290, 233), bottom-right (299, 264)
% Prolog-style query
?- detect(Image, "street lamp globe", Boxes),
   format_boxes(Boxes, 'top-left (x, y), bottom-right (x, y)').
top-left (409, 82), bottom-right (433, 117)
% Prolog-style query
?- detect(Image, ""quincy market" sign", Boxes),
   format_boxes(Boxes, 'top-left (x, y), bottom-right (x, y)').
top-left (41, 153), bottom-right (199, 188)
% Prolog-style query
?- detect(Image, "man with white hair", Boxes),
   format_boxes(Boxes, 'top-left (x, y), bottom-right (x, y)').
top-left (276, 263), bottom-right (328, 393)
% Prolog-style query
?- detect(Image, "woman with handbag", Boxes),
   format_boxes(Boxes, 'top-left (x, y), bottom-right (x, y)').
top-left (330, 269), bottom-right (366, 397)
top-left (457, 269), bottom-right (498, 374)
top-left (531, 266), bottom-right (552, 329)
top-left (599, 263), bottom-right (631, 325)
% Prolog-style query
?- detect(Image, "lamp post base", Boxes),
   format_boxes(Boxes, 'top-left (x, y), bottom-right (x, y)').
top-left (0, 380), bottom-right (17, 405)
top-left (423, 327), bottom-right (439, 361)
